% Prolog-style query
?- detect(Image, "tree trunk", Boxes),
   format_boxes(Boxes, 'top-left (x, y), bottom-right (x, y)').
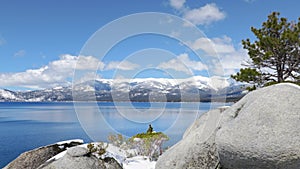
top-left (277, 69), bottom-right (284, 82)
top-left (277, 64), bottom-right (284, 83)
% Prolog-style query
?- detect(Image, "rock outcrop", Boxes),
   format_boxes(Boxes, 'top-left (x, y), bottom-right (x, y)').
top-left (40, 146), bottom-right (122, 169)
top-left (156, 83), bottom-right (300, 169)
top-left (4, 140), bottom-right (83, 169)
top-left (155, 108), bottom-right (227, 169)
top-left (216, 83), bottom-right (300, 169)
top-left (5, 140), bottom-right (123, 169)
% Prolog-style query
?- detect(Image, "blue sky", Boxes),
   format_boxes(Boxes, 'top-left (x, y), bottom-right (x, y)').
top-left (0, 0), bottom-right (299, 90)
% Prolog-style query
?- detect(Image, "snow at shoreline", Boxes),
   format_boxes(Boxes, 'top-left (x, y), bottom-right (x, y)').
top-left (105, 143), bottom-right (156, 169)
top-left (123, 156), bottom-right (156, 169)
top-left (56, 139), bottom-right (84, 145)
top-left (47, 142), bottom-right (157, 169)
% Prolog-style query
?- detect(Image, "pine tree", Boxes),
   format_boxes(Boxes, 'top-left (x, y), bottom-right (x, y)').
top-left (232, 12), bottom-right (300, 87)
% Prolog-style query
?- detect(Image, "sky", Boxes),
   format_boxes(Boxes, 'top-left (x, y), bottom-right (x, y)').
top-left (0, 0), bottom-right (299, 90)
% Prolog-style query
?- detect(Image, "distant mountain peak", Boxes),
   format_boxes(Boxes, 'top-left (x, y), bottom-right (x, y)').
top-left (0, 76), bottom-right (248, 102)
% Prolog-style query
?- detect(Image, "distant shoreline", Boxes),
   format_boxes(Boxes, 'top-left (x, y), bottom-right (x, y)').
top-left (0, 98), bottom-right (241, 103)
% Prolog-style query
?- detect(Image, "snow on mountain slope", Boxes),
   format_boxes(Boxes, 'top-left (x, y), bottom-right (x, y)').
top-left (0, 76), bottom-right (247, 102)
top-left (207, 76), bottom-right (231, 90)
top-left (0, 89), bottom-right (20, 101)
top-left (103, 77), bottom-right (214, 91)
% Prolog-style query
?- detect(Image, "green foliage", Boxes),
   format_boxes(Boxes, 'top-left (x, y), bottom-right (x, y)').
top-left (233, 12), bottom-right (300, 88)
top-left (231, 68), bottom-right (261, 83)
top-left (87, 143), bottom-right (97, 153)
top-left (246, 85), bottom-right (256, 91)
top-left (231, 68), bottom-right (261, 91)
top-left (107, 125), bottom-right (169, 161)
top-left (97, 142), bottom-right (108, 156)
top-left (131, 132), bottom-right (169, 140)
top-left (87, 142), bottom-right (108, 156)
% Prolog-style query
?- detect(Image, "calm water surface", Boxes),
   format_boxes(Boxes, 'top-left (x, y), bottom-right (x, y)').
top-left (0, 102), bottom-right (231, 168)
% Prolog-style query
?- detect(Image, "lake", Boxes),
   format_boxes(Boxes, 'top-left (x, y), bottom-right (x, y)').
top-left (0, 102), bottom-right (231, 168)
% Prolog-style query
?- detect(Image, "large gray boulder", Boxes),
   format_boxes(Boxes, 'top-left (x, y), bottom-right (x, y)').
top-left (156, 107), bottom-right (227, 169)
top-left (4, 140), bottom-right (83, 169)
top-left (156, 83), bottom-right (300, 169)
top-left (216, 83), bottom-right (300, 169)
top-left (40, 146), bottom-right (122, 169)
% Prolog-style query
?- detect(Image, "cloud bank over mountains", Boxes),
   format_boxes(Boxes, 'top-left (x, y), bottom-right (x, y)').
top-left (0, 48), bottom-right (248, 90)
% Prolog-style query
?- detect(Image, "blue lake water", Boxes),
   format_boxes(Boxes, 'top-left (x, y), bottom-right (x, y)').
top-left (0, 102), bottom-right (231, 168)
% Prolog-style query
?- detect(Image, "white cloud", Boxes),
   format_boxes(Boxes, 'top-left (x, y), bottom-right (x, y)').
top-left (206, 36), bottom-right (250, 76)
top-left (0, 54), bottom-right (105, 89)
top-left (178, 53), bottom-right (208, 71)
top-left (158, 53), bottom-right (207, 74)
top-left (76, 72), bottom-right (102, 84)
top-left (0, 67), bottom-right (68, 89)
top-left (183, 3), bottom-right (225, 26)
top-left (14, 50), bottom-right (26, 57)
top-left (219, 48), bottom-right (249, 70)
top-left (190, 36), bottom-right (235, 56)
top-left (58, 54), bottom-right (105, 70)
top-left (168, 1), bottom-right (225, 26)
top-left (190, 36), bottom-right (250, 76)
top-left (45, 54), bottom-right (105, 78)
top-left (170, 0), bottom-right (186, 9)
top-left (0, 53), bottom-right (144, 89)
top-left (105, 60), bottom-right (140, 70)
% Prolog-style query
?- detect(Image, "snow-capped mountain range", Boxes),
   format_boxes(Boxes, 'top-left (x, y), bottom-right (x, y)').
top-left (0, 76), bottom-right (248, 102)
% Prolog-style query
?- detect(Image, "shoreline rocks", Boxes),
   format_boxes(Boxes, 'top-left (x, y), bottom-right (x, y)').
top-left (5, 140), bottom-right (123, 169)
top-left (4, 139), bottom-right (83, 169)
top-left (40, 146), bottom-right (122, 169)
